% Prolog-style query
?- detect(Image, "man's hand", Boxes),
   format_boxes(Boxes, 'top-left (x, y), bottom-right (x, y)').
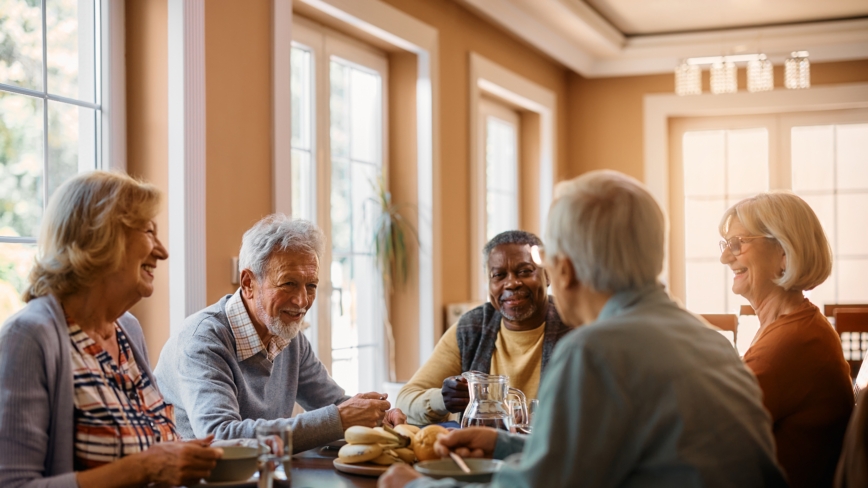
top-left (441, 375), bottom-right (470, 413)
top-left (383, 408), bottom-right (407, 428)
top-left (142, 436), bottom-right (223, 486)
top-left (338, 392), bottom-right (391, 428)
top-left (434, 427), bottom-right (498, 459)
top-left (378, 463), bottom-right (422, 488)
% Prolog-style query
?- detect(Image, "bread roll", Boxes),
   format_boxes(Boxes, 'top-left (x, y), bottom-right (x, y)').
top-left (413, 425), bottom-right (448, 462)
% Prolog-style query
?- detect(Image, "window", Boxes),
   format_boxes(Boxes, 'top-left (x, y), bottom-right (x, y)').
top-left (0, 0), bottom-right (103, 324)
top-left (480, 98), bottom-right (519, 242)
top-left (292, 18), bottom-right (388, 394)
top-left (671, 109), bottom-right (868, 347)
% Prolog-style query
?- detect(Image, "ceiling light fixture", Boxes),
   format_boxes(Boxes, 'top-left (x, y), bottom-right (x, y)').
top-left (785, 51), bottom-right (810, 89)
top-left (710, 60), bottom-right (737, 94)
top-left (675, 60), bottom-right (701, 96)
top-left (747, 54), bottom-right (774, 92)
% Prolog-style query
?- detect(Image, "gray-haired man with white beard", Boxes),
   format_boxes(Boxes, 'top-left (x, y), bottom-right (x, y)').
top-left (154, 214), bottom-right (404, 452)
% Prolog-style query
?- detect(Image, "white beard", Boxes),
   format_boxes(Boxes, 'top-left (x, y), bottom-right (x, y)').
top-left (255, 294), bottom-right (304, 341)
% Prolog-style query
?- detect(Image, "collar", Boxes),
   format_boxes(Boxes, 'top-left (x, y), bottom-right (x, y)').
top-left (595, 282), bottom-right (667, 324)
top-left (224, 289), bottom-right (291, 362)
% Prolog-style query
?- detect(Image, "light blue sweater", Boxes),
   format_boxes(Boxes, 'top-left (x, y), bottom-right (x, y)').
top-left (154, 294), bottom-right (350, 452)
top-left (409, 285), bottom-right (788, 488)
top-left (0, 295), bottom-right (155, 488)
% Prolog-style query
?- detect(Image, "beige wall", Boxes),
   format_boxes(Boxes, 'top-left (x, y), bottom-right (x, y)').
top-left (567, 60), bottom-right (868, 180)
top-left (204, 0), bottom-right (274, 303)
top-left (382, 0), bottom-right (571, 312)
top-left (126, 0), bottom-right (169, 366)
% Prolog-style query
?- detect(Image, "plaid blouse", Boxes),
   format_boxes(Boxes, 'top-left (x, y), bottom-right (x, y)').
top-left (68, 321), bottom-right (178, 470)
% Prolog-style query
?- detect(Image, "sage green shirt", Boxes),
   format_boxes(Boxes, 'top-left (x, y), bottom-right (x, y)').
top-left (408, 285), bottom-right (787, 488)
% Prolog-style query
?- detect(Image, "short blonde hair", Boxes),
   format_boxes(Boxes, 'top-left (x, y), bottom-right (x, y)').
top-left (24, 171), bottom-right (161, 301)
top-left (545, 170), bottom-right (666, 293)
top-left (719, 192), bottom-right (831, 292)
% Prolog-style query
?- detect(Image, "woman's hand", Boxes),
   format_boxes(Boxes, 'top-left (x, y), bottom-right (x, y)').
top-left (142, 437), bottom-right (223, 486)
top-left (434, 427), bottom-right (498, 459)
top-left (378, 464), bottom-right (422, 488)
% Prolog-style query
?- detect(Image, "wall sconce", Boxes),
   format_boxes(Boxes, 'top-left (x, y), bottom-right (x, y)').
top-left (785, 51), bottom-right (810, 89)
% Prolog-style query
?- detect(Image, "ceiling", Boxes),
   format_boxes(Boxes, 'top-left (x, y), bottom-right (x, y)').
top-left (584, 0), bottom-right (868, 36)
top-left (458, 0), bottom-right (868, 77)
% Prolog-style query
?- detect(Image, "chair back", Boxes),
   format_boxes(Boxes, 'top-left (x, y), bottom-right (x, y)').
top-left (825, 304), bottom-right (868, 318)
top-left (700, 314), bottom-right (738, 348)
top-left (834, 308), bottom-right (868, 380)
top-left (739, 305), bottom-right (756, 316)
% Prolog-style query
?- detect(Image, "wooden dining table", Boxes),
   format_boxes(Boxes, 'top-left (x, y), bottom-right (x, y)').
top-left (288, 448), bottom-right (380, 488)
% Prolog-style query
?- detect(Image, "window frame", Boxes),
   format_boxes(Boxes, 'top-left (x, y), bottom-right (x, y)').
top-left (479, 97), bottom-right (521, 243)
top-left (291, 17), bottom-right (390, 390)
top-left (0, 0), bottom-right (123, 247)
top-left (669, 108), bottom-right (868, 312)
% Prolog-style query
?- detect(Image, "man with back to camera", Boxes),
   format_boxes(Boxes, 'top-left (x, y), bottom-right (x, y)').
top-left (155, 214), bottom-right (405, 452)
top-left (396, 230), bottom-right (571, 425)
top-left (381, 171), bottom-right (787, 488)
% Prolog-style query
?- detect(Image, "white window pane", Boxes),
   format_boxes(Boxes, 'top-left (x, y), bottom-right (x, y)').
top-left (329, 61), bottom-right (349, 159)
top-left (686, 261), bottom-right (726, 313)
top-left (331, 159), bottom-right (351, 252)
top-left (799, 194), bottom-right (835, 252)
top-left (291, 149), bottom-right (312, 221)
top-left (0, 0), bottom-right (43, 91)
top-left (291, 46), bottom-right (312, 151)
top-left (684, 198), bottom-right (726, 259)
top-left (46, 0), bottom-right (96, 102)
top-left (331, 347), bottom-right (358, 394)
top-left (837, 124), bottom-right (868, 191)
top-left (0, 91), bottom-right (44, 238)
top-left (349, 68), bottom-right (380, 165)
top-left (47, 101), bottom-right (96, 200)
top-left (838, 259), bottom-right (868, 304)
top-left (837, 193), bottom-right (868, 257)
top-left (683, 131), bottom-right (725, 197)
top-left (0, 242), bottom-right (37, 326)
top-left (792, 126), bottom-right (834, 192)
top-left (487, 191), bottom-right (518, 242)
top-left (351, 163), bottom-right (377, 254)
top-left (727, 128), bottom-right (768, 196)
top-left (486, 117), bottom-right (517, 193)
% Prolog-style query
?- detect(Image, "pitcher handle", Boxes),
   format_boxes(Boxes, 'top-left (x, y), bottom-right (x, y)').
top-left (507, 387), bottom-right (528, 426)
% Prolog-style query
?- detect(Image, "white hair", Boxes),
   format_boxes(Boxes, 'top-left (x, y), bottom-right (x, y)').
top-left (238, 214), bottom-right (325, 280)
top-left (544, 170), bottom-right (666, 293)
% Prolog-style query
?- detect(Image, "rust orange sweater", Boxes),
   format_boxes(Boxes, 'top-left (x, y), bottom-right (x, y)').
top-left (744, 299), bottom-right (854, 488)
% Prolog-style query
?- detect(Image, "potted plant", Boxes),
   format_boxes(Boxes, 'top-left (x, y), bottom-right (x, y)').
top-left (371, 174), bottom-right (418, 382)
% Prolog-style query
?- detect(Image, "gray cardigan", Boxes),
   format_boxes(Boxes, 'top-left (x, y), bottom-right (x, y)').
top-left (0, 295), bottom-right (155, 488)
top-left (153, 294), bottom-right (349, 452)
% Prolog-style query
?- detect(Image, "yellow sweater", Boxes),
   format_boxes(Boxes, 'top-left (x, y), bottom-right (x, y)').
top-left (396, 320), bottom-right (545, 425)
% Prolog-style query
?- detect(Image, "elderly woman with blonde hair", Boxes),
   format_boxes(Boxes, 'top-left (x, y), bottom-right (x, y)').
top-left (719, 192), bottom-right (853, 488)
top-left (0, 171), bottom-right (222, 488)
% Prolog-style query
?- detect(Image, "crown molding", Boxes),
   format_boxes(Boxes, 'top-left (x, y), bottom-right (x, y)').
top-left (458, 0), bottom-right (868, 78)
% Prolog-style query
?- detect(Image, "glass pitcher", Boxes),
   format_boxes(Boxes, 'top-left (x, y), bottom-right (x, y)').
top-left (460, 371), bottom-right (528, 433)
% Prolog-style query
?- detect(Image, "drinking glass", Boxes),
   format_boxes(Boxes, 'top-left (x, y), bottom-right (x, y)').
top-left (256, 425), bottom-right (292, 487)
top-left (528, 399), bottom-right (539, 424)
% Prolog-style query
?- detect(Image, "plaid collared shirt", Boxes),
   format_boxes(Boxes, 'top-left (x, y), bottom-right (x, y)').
top-left (225, 289), bottom-right (291, 362)
top-left (69, 322), bottom-right (177, 469)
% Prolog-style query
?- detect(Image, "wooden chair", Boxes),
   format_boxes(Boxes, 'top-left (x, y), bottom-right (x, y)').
top-left (825, 304), bottom-right (868, 318)
top-left (701, 314), bottom-right (738, 348)
top-left (739, 305), bottom-right (755, 316)
top-left (834, 308), bottom-right (868, 381)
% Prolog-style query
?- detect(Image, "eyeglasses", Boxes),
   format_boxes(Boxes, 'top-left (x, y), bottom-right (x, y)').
top-left (719, 235), bottom-right (772, 256)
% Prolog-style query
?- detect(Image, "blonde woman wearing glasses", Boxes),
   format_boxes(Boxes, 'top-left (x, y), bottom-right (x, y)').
top-left (719, 192), bottom-right (853, 488)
